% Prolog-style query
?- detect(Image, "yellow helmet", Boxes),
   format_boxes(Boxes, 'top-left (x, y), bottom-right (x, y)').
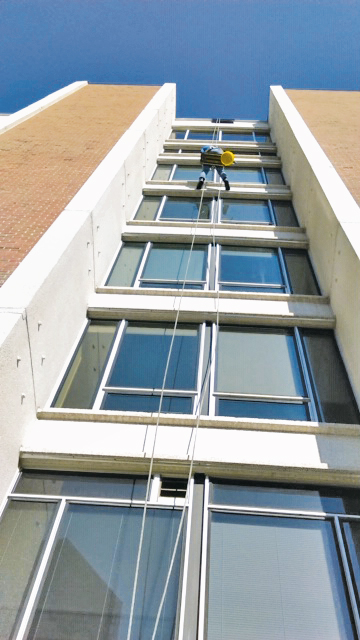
top-left (221, 150), bottom-right (235, 166)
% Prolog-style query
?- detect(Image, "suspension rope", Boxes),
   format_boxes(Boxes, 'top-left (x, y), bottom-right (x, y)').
top-left (127, 122), bottom-right (223, 640)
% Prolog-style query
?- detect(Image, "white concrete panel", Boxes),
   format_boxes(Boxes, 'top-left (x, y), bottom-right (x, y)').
top-left (0, 313), bottom-right (35, 500)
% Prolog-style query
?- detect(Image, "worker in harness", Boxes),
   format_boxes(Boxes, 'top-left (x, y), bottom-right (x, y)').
top-left (196, 145), bottom-right (231, 191)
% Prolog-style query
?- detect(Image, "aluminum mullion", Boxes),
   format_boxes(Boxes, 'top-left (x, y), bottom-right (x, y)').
top-left (260, 166), bottom-right (267, 184)
top-left (103, 387), bottom-right (198, 396)
top-left (215, 244), bottom-right (220, 292)
top-left (155, 195), bottom-right (167, 221)
top-left (133, 242), bottom-right (151, 288)
top-left (218, 280), bottom-right (284, 289)
top-left (169, 164), bottom-right (177, 181)
top-left (268, 199), bottom-right (277, 225)
top-left (197, 476), bottom-right (210, 640)
top-left (204, 244), bottom-right (211, 290)
top-left (178, 478), bottom-right (195, 640)
top-left (334, 516), bottom-right (360, 638)
top-left (15, 498), bottom-right (67, 640)
top-left (278, 247), bottom-right (292, 293)
top-left (294, 326), bottom-right (319, 422)
top-left (209, 505), bottom-right (327, 520)
top-left (212, 391), bottom-right (309, 402)
top-left (194, 323), bottom-right (206, 416)
top-left (92, 319), bottom-right (125, 410)
top-left (208, 324), bottom-right (217, 417)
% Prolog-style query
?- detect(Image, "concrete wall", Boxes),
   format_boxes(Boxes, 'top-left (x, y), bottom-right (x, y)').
top-left (0, 82), bottom-right (176, 501)
top-left (269, 86), bottom-right (360, 409)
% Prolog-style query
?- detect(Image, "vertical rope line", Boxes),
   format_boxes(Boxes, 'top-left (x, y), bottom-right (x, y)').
top-left (126, 184), bottom-right (207, 640)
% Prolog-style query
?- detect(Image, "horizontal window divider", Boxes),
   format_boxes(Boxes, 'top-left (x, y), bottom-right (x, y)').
top-left (139, 278), bottom-right (205, 285)
top-left (209, 505), bottom-right (330, 519)
top-left (103, 387), bottom-right (197, 396)
top-left (95, 285), bottom-right (330, 305)
top-left (121, 230), bottom-right (308, 246)
top-left (36, 408), bottom-right (360, 437)
top-left (219, 281), bottom-right (285, 289)
top-left (8, 495), bottom-right (60, 504)
top-left (213, 392), bottom-right (309, 402)
top-left (9, 494), bottom-right (142, 506)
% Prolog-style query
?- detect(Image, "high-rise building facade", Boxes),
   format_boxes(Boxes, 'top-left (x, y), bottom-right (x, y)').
top-left (0, 82), bottom-right (360, 639)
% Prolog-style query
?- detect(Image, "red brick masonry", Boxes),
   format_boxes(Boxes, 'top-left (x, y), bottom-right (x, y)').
top-left (0, 84), bottom-right (159, 286)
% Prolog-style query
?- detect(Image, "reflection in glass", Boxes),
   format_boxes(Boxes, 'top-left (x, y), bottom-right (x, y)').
top-left (211, 481), bottom-right (360, 514)
top-left (15, 472), bottom-right (147, 500)
top-left (187, 131), bottom-right (215, 140)
top-left (217, 328), bottom-right (305, 397)
top-left (265, 169), bottom-right (285, 185)
top-left (284, 250), bottom-right (319, 295)
top-left (106, 244), bottom-right (145, 287)
top-left (103, 393), bottom-right (193, 414)
top-left (54, 322), bottom-right (117, 409)
top-left (303, 331), bottom-right (360, 424)
top-left (172, 166), bottom-right (212, 181)
top-left (343, 521), bottom-right (360, 604)
top-left (169, 131), bottom-right (186, 139)
top-left (221, 132), bottom-right (253, 141)
top-left (152, 165), bottom-right (173, 180)
top-left (161, 198), bottom-right (210, 221)
top-left (134, 197), bottom-right (161, 221)
top-left (221, 199), bottom-right (271, 223)
top-left (26, 505), bottom-right (183, 640)
top-left (0, 500), bottom-right (57, 639)
top-left (218, 399), bottom-right (308, 420)
top-left (224, 168), bottom-right (262, 183)
top-left (272, 200), bottom-right (298, 226)
top-left (141, 244), bottom-right (207, 289)
top-left (108, 324), bottom-right (200, 391)
top-left (219, 247), bottom-right (284, 292)
top-left (207, 512), bottom-right (355, 640)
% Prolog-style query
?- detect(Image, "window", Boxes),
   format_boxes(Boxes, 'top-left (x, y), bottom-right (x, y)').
top-left (133, 196), bottom-right (298, 226)
top-left (150, 164), bottom-right (284, 185)
top-left (54, 322), bottom-right (359, 424)
top-left (0, 472), bottom-right (183, 640)
top-left (1, 473), bottom-right (360, 640)
top-left (168, 129), bottom-right (272, 143)
top-left (106, 243), bottom-right (208, 289)
top-left (105, 242), bottom-right (318, 296)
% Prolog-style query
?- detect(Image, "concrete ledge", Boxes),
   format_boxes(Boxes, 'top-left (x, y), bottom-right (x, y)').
top-left (0, 81), bottom-right (88, 134)
top-left (143, 183), bottom-right (292, 199)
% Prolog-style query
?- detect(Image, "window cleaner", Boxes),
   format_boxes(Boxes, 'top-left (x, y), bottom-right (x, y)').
top-left (196, 145), bottom-right (235, 191)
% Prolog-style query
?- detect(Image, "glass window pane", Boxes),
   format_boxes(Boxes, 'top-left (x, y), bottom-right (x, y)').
top-left (224, 168), bottom-right (263, 183)
top-left (211, 481), bottom-right (360, 514)
top-left (187, 131), bottom-right (215, 140)
top-left (217, 399), bottom-right (309, 420)
top-left (284, 250), bottom-right (320, 295)
top-left (221, 199), bottom-right (271, 224)
top-left (106, 244), bottom-right (145, 287)
top-left (220, 247), bottom-right (283, 287)
top-left (142, 244), bottom-right (206, 285)
top-left (102, 393), bottom-right (193, 414)
top-left (26, 505), bottom-right (183, 640)
top-left (15, 472), bottom-right (147, 500)
top-left (170, 131), bottom-right (186, 139)
top-left (134, 197), bottom-right (161, 221)
top-left (207, 513), bottom-right (355, 640)
top-left (0, 500), bottom-right (57, 639)
top-left (272, 200), bottom-right (298, 226)
top-left (54, 322), bottom-right (117, 409)
top-left (172, 166), bottom-right (210, 181)
top-left (152, 165), bottom-right (173, 180)
top-left (161, 197), bottom-right (211, 221)
top-left (265, 169), bottom-right (285, 185)
top-left (221, 132), bottom-right (253, 141)
top-left (216, 328), bottom-right (305, 397)
top-left (343, 521), bottom-right (360, 604)
top-left (303, 330), bottom-right (360, 424)
top-left (108, 323), bottom-right (200, 391)
top-left (255, 134), bottom-right (271, 142)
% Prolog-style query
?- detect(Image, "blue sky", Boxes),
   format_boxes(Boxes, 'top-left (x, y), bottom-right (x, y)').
top-left (0, 0), bottom-right (359, 119)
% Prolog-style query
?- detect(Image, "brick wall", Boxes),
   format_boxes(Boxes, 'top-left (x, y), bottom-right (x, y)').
top-left (286, 90), bottom-right (360, 208)
top-left (0, 84), bottom-right (160, 286)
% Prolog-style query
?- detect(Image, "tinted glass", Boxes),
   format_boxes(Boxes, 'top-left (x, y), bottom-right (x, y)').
top-left (221, 199), bottom-right (271, 223)
top-left (102, 393), bottom-right (193, 414)
top-left (108, 324), bottom-right (200, 390)
top-left (0, 501), bottom-right (57, 639)
top-left (221, 132), bottom-right (253, 141)
top-left (211, 481), bottom-right (360, 514)
top-left (218, 399), bottom-right (309, 420)
top-left (106, 244), bottom-right (145, 287)
top-left (343, 521), bottom-right (360, 603)
top-left (224, 168), bottom-right (263, 183)
top-left (170, 131), bottom-right (186, 139)
top-left (152, 165), bottom-right (172, 180)
top-left (272, 200), bottom-right (298, 226)
top-left (303, 330), bottom-right (360, 424)
top-left (134, 196), bottom-right (161, 221)
top-left (54, 322), bottom-right (117, 409)
top-left (26, 505), bottom-right (183, 640)
top-left (220, 247), bottom-right (283, 288)
top-left (187, 131), bottom-right (215, 140)
top-left (265, 169), bottom-right (285, 185)
top-left (15, 472), bottom-right (147, 500)
top-left (172, 166), bottom-right (205, 181)
top-left (207, 512), bottom-right (355, 640)
top-left (284, 250), bottom-right (320, 295)
top-left (141, 244), bottom-right (206, 286)
top-left (217, 328), bottom-right (305, 397)
top-left (255, 134), bottom-right (271, 142)
top-left (161, 198), bottom-right (211, 221)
